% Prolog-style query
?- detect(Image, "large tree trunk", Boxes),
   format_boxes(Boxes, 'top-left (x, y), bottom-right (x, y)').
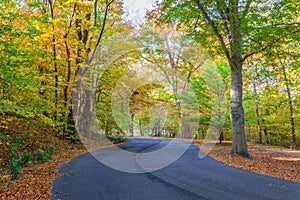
top-left (229, 64), bottom-right (249, 157)
top-left (227, 1), bottom-right (250, 157)
top-left (73, 65), bottom-right (98, 140)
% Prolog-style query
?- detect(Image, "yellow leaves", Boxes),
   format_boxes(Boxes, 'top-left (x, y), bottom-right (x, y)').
top-left (37, 34), bottom-right (52, 45)
top-left (40, 116), bottom-right (54, 127)
top-left (77, 1), bottom-right (94, 6)
top-left (1, 99), bottom-right (12, 106)
top-left (77, 0), bottom-right (94, 11)
top-left (0, 43), bottom-right (4, 51)
top-left (64, 0), bottom-right (78, 6)
top-left (50, 18), bottom-right (67, 27)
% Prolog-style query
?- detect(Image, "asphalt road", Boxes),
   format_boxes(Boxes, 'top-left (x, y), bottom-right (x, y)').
top-left (51, 138), bottom-right (300, 200)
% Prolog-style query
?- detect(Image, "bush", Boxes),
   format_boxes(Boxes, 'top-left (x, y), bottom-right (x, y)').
top-left (9, 156), bottom-right (22, 179)
top-left (106, 134), bottom-right (129, 144)
top-left (8, 152), bottom-right (32, 179)
top-left (34, 149), bottom-right (52, 162)
top-left (8, 148), bottom-right (54, 179)
top-left (20, 152), bottom-right (31, 166)
top-left (119, 136), bottom-right (129, 143)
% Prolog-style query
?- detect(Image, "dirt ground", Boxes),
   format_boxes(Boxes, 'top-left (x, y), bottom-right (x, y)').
top-left (0, 140), bottom-right (299, 200)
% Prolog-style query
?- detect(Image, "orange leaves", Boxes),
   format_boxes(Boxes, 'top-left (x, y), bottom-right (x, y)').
top-left (0, 142), bottom-right (86, 200)
top-left (207, 141), bottom-right (300, 182)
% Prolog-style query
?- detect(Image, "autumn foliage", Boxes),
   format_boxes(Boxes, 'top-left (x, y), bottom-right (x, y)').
top-left (0, 0), bottom-right (299, 181)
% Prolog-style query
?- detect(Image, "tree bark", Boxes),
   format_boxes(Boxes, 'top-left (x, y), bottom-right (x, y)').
top-left (229, 65), bottom-right (249, 157)
top-left (73, 67), bottom-right (98, 139)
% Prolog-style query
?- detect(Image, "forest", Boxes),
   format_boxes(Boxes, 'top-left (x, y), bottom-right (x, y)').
top-left (0, 0), bottom-right (299, 180)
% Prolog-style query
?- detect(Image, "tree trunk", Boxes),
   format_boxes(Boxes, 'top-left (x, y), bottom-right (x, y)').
top-left (252, 66), bottom-right (262, 143)
top-left (157, 120), bottom-right (161, 137)
top-left (72, 0), bottom-right (109, 140)
top-left (194, 0), bottom-right (250, 157)
top-left (219, 131), bottom-right (223, 144)
top-left (229, 66), bottom-right (249, 157)
top-left (73, 66), bottom-right (98, 139)
top-left (280, 60), bottom-right (296, 146)
top-left (227, 0), bottom-right (250, 157)
top-left (139, 119), bottom-right (143, 136)
top-left (48, 0), bottom-right (58, 121)
top-left (262, 118), bottom-right (269, 144)
top-left (182, 113), bottom-right (191, 138)
top-left (129, 112), bottom-right (134, 136)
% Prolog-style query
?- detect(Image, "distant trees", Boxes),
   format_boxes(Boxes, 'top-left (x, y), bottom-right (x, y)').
top-left (243, 42), bottom-right (299, 148)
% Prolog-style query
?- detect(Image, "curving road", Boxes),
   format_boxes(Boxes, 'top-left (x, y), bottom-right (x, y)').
top-left (51, 138), bottom-right (300, 200)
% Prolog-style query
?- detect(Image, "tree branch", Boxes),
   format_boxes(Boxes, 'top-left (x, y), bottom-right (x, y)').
top-left (242, 29), bottom-right (300, 62)
top-left (87, 0), bottom-right (114, 64)
top-left (64, 2), bottom-right (77, 38)
top-left (257, 22), bottom-right (300, 29)
top-left (194, 0), bottom-right (232, 62)
top-left (216, 0), bottom-right (231, 42)
top-left (93, 0), bottom-right (98, 26)
top-left (242, 0), bottom-right (252, 19)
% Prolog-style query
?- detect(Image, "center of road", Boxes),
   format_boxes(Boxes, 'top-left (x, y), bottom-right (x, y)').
top-left (92, 138), bottom-right (191, 173)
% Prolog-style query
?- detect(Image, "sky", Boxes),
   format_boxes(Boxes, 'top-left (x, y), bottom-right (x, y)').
top-left (123, 0), bottom-right (156, 26)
